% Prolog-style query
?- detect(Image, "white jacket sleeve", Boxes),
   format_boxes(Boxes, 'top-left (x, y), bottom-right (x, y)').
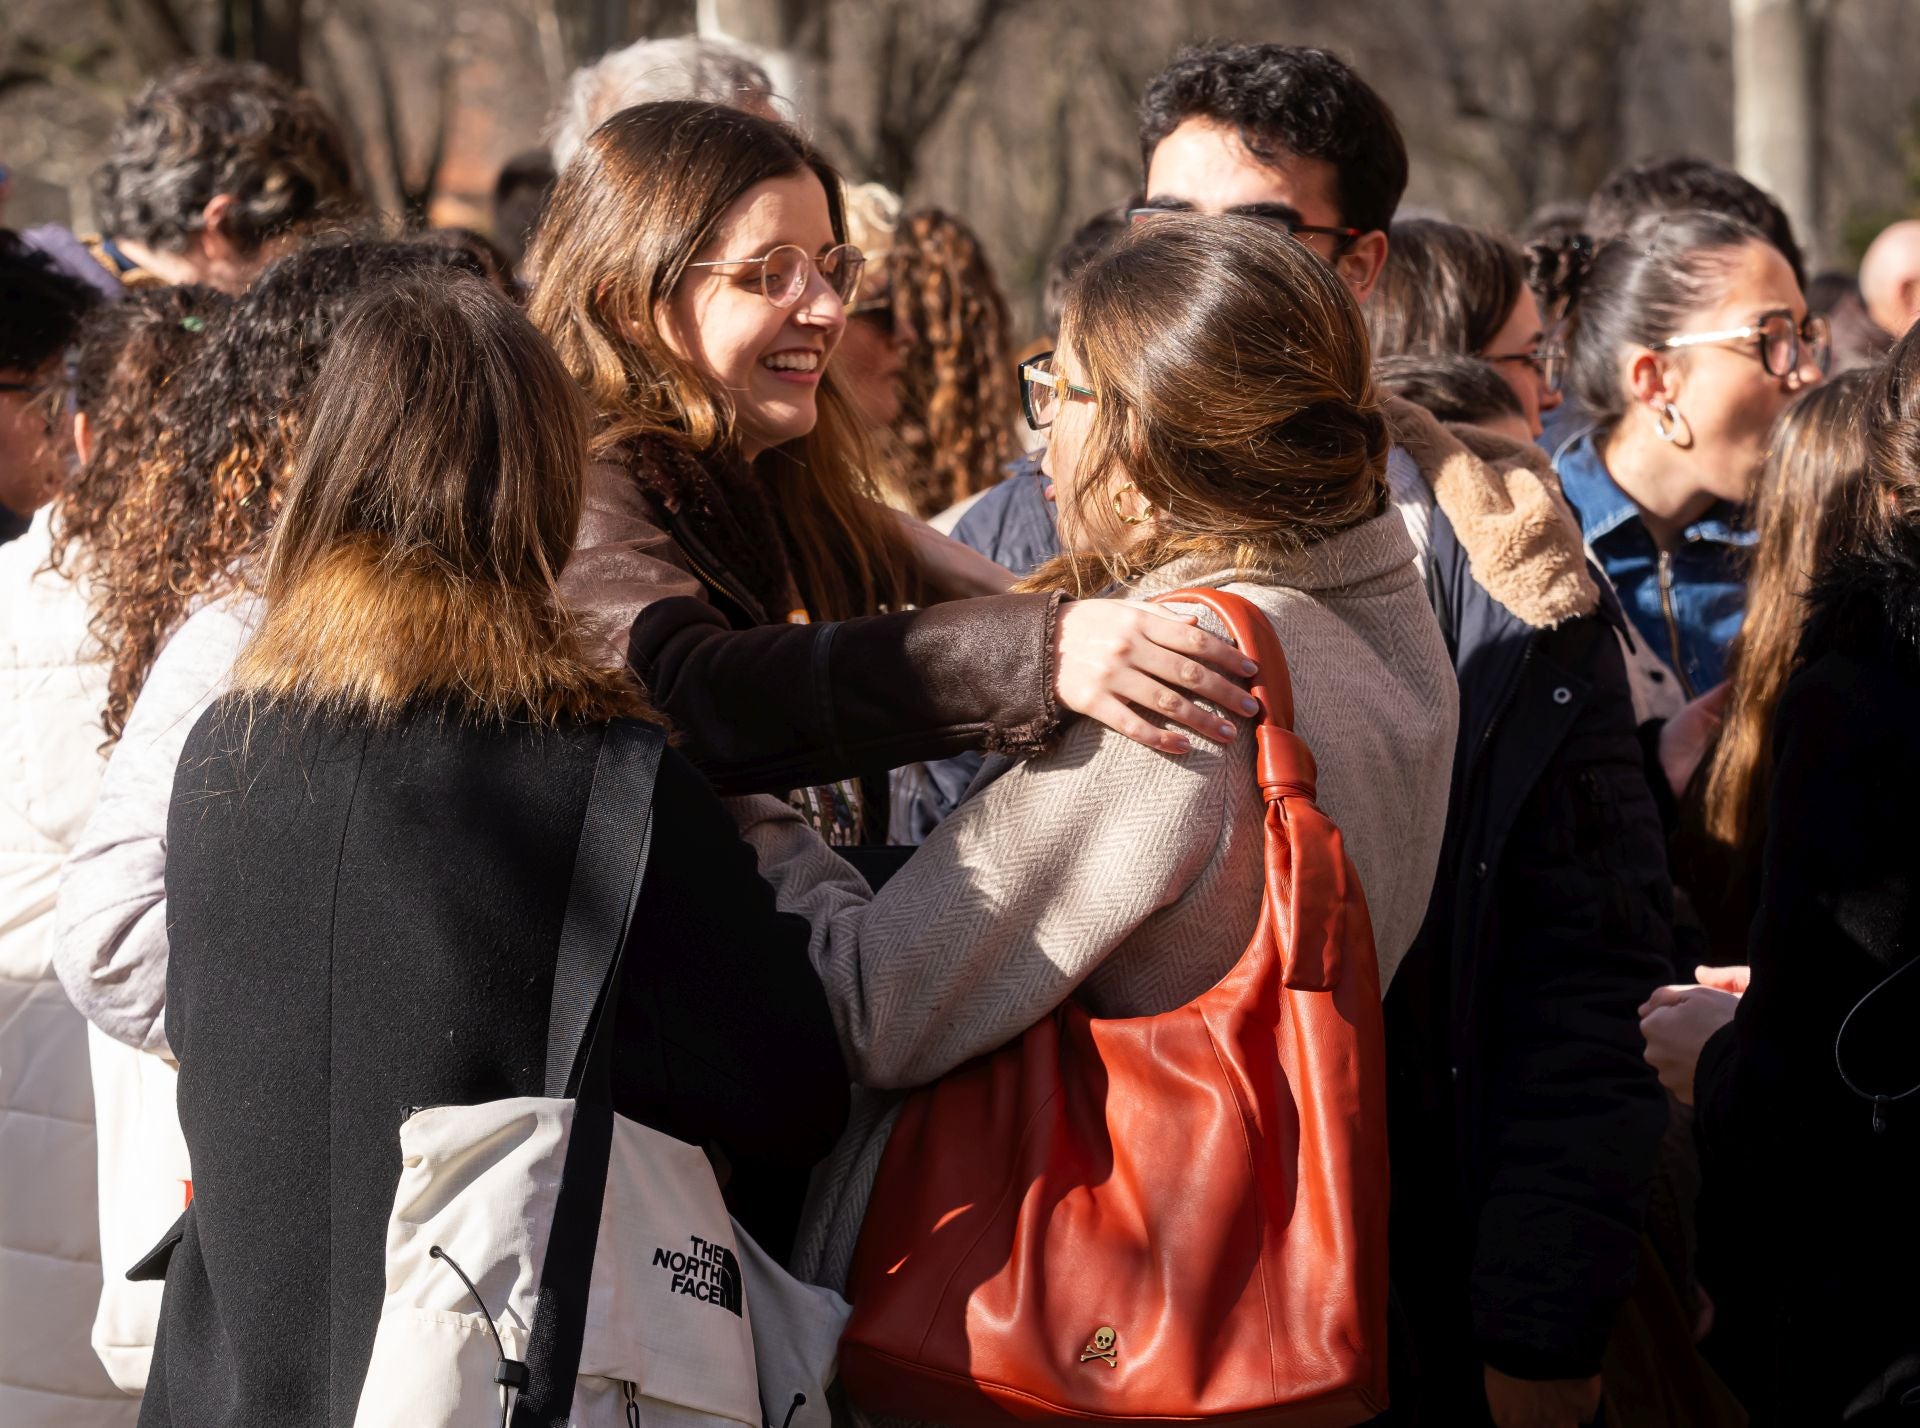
top-left (53, 595), bottom-right (260, 1057)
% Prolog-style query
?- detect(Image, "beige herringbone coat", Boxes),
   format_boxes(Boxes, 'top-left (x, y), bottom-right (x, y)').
top-left (735, 509), bottom-right (1459, 1302)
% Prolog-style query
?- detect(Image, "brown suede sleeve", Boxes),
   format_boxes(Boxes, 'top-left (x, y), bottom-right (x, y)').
top-left (628, 591), bottom-right (1063, 796)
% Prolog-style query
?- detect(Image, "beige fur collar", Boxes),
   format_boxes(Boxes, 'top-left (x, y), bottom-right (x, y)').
top-left (1384, 396), bottom-right (1598, 629)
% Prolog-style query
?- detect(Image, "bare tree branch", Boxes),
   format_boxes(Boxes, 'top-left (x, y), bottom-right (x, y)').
top-left (323, 0), bottom-right (457, 221)
top-left (866, 0), bottom-right (1029, 193)
top-left (110, 0), bottom-right (197, 67)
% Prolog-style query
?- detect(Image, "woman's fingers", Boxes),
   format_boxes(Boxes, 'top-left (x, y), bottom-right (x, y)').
top-left (1052, 600), bottom-right (1258, 752)
top-left (1128, 639), bottom-right (1262, 718)
top-left (1081, 693), bottom-right (1194, 755)
top-left (1638, 984), bottom-right (1698, 1018)
top-left (1136, 602), bottom-right (1260, 676)
top-left (1694, 964), bottom-right (1751, 994)
top-left (1106, 669), bottom-right (1240, 745)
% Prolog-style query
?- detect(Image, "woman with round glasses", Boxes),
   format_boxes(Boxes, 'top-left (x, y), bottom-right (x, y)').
top-left (1552, 209), bottom-right (1826, 698)
top-left (529, 102), bottom-right (1254, 857)
top-left (1362, 218), bottom-right (1565, 438)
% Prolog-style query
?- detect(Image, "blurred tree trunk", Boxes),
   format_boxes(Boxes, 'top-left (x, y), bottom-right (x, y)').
top-left (1732, 0), bottom-right (1825, 264)
top-left (1419, 0), bottom-right (1645, 220)
top-left (815, 0), bottom-right (1028, 194)
top-left (112, 0), bottom-right (197, 71)
top-left (319, 0), bottom-right (457, 222)
top-left (552, 0), bottom-right (697, 66)
top-left (217, 0), bottom-right (304, 80)
top-left (696, 0), bottom-right (822, 120)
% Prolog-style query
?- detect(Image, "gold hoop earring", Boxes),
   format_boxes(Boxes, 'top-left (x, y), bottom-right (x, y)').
top-left (1112, 482), bottom-right (1151, 526)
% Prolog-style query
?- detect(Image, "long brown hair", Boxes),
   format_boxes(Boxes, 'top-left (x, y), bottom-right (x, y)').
top-left (232, 271), bottom-right (644, 725)
top-left (1696, 371), bottom-right (1873, 854)
top-left (526, 99), bottom-right (918, 621)
top-left (1023, 215), bottom-right (1387, 596)
top-left (892, 208), bottom-right (1022, 517)
top-left (84, 235), bottom-right (487, 740)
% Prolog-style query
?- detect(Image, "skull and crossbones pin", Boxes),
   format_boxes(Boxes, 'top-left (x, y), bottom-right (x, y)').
top-left (1079, 1326), bottom-right (1117, 1367)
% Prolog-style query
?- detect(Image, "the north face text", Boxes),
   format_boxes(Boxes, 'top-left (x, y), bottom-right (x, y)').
top-left (651, 1236), bottom-right (742, 1316)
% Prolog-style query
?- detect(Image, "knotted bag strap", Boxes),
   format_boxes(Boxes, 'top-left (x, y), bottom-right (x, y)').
top-left (1151, 587), bottom-right (1352, 991)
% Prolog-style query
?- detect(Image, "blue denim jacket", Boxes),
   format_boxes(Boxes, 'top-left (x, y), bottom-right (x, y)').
top-left (1554, 430), bottom-right (1752, 695)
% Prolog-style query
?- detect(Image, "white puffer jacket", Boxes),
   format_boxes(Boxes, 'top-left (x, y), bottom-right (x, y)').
top-left (0, 512), bottom-right (138, 1423)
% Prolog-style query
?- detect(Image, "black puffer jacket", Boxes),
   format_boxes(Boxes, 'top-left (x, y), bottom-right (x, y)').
top-left (1380, 404), bottom-right (1674, 1419)
top-left (1692, 525), bottom-right (1920, 1425)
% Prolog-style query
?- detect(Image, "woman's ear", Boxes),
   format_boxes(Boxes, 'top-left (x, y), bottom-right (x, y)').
top-left (72, 410), bottom-right (94, 470)
top-left (1625, 348), bottom-right (1679, 415)
top-left (1340, 230), bottom-right (1391, 303)
top-left (197, 193), bottom-right (243, 263)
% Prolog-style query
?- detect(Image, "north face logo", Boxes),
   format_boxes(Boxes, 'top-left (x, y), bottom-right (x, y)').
top-left (651, 1235), bottom-right (742, 1316)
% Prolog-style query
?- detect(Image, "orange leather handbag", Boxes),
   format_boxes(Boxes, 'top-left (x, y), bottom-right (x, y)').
top-left (840, 588), bottom-right (1391, 1426)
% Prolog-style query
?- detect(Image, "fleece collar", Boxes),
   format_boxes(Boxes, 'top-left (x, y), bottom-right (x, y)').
top-left (1383, 397), bottom-right (1599, 630)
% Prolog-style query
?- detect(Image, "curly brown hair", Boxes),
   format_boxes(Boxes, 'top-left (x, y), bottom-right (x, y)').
top-left (891, 208), bottom-right (1022, 518)
top-left (92, 59), bottom-right (360, 255)
top-left (47, 284), bottom-right (230, 584)
top-left (87, 234), bottom-right (485, 740)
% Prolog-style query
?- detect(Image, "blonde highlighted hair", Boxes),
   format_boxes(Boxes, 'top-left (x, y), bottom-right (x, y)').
top-left (232, 271), bottom-right (646, 726)
top-left (526, 100), bottom-right (919, 621)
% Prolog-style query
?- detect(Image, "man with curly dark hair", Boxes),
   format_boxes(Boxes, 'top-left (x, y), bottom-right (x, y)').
top-left (1135, 41), bottom-right (1405, 302)
top-left (23, 60), bottom-right (359, 299)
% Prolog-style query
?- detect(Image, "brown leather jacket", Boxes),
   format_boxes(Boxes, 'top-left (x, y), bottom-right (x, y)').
top-left (559, 439), bottom-right (1062, 799)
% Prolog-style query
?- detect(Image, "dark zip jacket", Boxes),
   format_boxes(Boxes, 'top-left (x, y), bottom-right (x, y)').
top-left (1382, 403), bottom-right (1675, 1409)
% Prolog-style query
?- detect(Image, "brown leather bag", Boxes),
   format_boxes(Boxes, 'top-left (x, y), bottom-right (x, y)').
top-left (840, 588), bottom-right (1391, 1425)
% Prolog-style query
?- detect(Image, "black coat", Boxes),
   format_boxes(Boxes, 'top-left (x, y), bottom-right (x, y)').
top-left (138, 703), bottom-right (849, 1428)
top-left (1385, 499), bottom-right (1675, 1413)
top-left (1692, 528), bottom-right (1920, 1424)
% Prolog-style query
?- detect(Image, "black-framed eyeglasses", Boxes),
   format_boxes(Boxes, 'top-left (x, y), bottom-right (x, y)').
top-left (1657, 309), bottom-right (1831, 379)
top-left (1126, 204), bottom-right (1364, 252)
top-left (1487, 344), bottom-right (1568, 395)
top-left (0, 380), bottom-right (46, 396)
top-left (1018, 351), bottom-right (1096, 431)
top-left (684, 242), bottom-right (866, 308)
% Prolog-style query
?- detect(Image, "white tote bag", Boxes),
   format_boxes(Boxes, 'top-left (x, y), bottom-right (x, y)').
top-left (350, 722), bottom-right (847, 1428)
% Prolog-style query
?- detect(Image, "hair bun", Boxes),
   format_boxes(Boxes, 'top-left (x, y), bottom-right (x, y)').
top-left (1526, 231), bottom-right (1595, 315)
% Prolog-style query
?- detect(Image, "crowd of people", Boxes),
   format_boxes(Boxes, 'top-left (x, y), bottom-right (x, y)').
top-left (1, 32), bottom-right (1917, 1428)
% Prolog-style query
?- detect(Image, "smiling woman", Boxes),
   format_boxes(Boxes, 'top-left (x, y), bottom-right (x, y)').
top-left (526, 101), bottom-right (1259, 859)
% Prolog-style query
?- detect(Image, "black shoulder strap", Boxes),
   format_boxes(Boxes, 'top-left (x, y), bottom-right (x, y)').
top-left (543, 718), bottom-right (666, 1099)
top-left (512, 719), bottom-right (666, 1428)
